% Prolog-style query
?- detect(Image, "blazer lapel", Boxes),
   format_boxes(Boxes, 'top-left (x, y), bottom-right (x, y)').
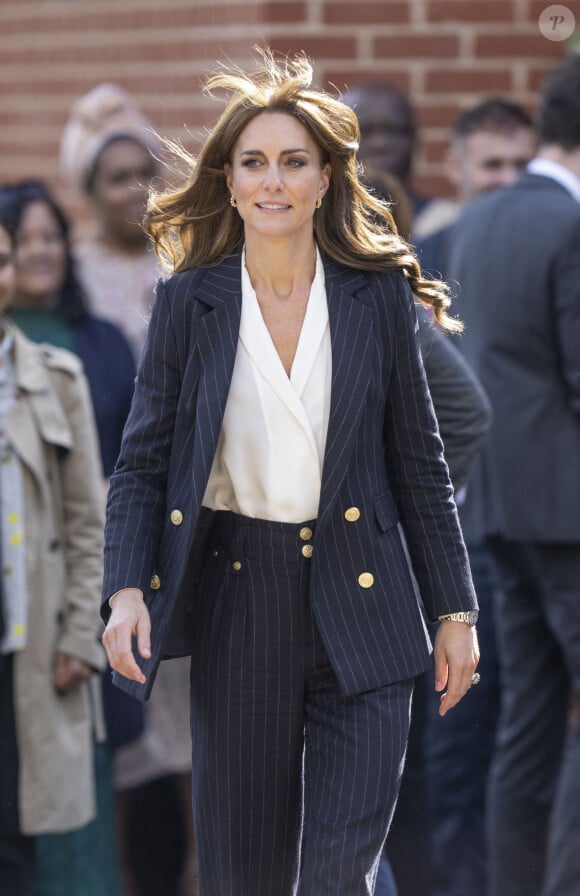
top-left (317, 258), bottom-right (373, 529)
top-left (190, 256), bottom-right (242, 493)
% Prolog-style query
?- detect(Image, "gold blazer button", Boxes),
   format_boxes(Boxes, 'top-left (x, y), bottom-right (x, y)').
top-left (345, 507), bottom-right (361, 522)
top-left (170, 509), bottom-right (183, 526)
top-left (301, 544), bottom-right (314, 558)
top-left (358, 572), bottom-right (374, 589)
top-left (150, 575), bottom-right (161, 590)
top-left (299, 526), bottom-right (313, 541)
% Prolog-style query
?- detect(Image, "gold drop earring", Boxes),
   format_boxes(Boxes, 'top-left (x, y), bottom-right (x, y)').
top-left (230, 195), bottom-right (237, 208)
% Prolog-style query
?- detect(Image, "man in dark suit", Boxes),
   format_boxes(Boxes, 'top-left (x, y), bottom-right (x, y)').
top-left (418, 98), bottom-right (535, 281)
top-left (415, 97), bottom-right (535, 896)
top-left (447, 55), bottom-right (580, 896)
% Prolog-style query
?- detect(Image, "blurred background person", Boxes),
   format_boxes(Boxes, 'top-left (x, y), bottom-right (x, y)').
top-left (61, 84), bottom-right (197, 896)
top-left (60, 83), bottom-right (160, 364)
top-left (0, 179), bottom-right (136, 896)
top-left (2, 180), bottom-right (136, 483)
top-left (364, 168), bottom-right (491, 896)
top-left (414, 96), bottom-right (535, 896)
top-left (0, 207), bottom-right (106, 896)
top-left (418, 99), bottom-right (535, 281)
top-left (446, 54), bottom-right (580, 896)
top-left (343, 82), bottom-right (458, 239)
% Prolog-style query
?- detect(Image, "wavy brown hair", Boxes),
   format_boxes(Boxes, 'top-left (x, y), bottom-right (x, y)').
top-left (146, 49), bottom-right (460, 331)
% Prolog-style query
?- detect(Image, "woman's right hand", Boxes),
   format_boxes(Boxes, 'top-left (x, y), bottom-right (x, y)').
top-left (102, 588), bottom-right (151, 684)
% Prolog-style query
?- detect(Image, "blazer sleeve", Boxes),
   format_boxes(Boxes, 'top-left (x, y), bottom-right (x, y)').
top-left (417, 306), bottom-right (491, 492)
top-left (383, 277), bottom-right (478, 621)
top-left (554, 221), bottom-right (580, 416)
top-left (101, 278), bottom-right (180, 620)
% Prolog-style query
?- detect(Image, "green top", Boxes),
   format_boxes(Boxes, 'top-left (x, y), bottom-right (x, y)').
top-left (10, 308), bottom-right (75, 352)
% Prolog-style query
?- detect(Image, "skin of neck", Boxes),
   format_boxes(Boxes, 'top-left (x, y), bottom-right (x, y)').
top-left (243, 231), bottom-right (318, 300)
top-left (535, 144), bottom-right (580, 180)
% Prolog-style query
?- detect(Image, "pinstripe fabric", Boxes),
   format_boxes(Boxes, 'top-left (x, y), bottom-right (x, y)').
top-left (102, 252), bottom-right (477, 700)
top-left (190, 511), bottom-right (413, 896)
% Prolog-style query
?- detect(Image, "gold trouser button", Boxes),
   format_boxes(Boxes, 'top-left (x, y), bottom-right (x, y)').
top-left (301, 544), bottom-right (314, 558)
top-left (358, 572), bottom-right (374, 588)
top-left (150, 574), bottom-right (161, 590)
top-left (170, 509), bottom-right (183, 526)
top-left (232, 561), bottom-right (242, 571)
top-left (345, 507), bottom-right (361, 522)
top-left (299, 526), bottom-right (313, 541)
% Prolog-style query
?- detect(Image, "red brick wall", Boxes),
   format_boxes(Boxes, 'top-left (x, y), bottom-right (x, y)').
top-left (0, 0), bottom-right (573, 217)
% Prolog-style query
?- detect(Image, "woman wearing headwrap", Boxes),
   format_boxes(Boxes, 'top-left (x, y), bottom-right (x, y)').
top-left (60, 82), bottom-right (161, 363)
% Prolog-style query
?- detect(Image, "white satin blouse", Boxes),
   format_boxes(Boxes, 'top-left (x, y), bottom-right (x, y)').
top-left (202, 248), bottom-right (331, 522)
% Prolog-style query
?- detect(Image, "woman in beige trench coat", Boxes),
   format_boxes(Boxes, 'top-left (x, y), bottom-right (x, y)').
top-left (0, 215), bottom-right (105, 894)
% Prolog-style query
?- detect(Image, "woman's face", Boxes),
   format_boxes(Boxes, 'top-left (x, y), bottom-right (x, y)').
top-left (90, 137), bottom-right (156, 248)
top-left (0, 224), bottom-right (15, 315)
top-left (13, 201), bottom-right (67, 308)
top-left (225, 112), bottom-right (331, 246)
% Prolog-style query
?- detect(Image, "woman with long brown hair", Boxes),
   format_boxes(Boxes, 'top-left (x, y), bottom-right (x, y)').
top-left (102, 50), bottom-right (479, 896)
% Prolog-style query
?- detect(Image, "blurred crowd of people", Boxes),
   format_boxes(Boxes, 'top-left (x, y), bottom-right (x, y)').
top-left (1, 48), bottom-right (579, 896)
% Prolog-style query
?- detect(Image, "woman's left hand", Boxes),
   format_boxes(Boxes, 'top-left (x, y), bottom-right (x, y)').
top-left (433, 620), bottom-right (480, 716)
top-left (52, 651), bottom-right (94, 694)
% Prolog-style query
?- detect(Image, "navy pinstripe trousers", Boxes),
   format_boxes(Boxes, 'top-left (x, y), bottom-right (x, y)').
top-left (189, 511), bottom-right (413, 896)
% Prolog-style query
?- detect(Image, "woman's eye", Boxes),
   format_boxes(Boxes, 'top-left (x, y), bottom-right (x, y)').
top-left (109, 172), bottom-right (132, 186)
top-left (286, 157), bottom-right (306, 168)
top-left (242, 158), bottom-right (261, 168)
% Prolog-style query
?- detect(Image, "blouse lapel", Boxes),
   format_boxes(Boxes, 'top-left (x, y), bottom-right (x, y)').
top-left (238, 255), bottom-right (327, 467)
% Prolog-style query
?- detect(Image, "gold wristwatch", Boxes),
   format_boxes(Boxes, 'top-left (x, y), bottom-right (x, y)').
top-left (438, 610), bottom-right (479, 626)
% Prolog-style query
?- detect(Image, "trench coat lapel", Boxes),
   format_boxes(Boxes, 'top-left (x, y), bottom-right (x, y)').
top-left (4, 329), bottom-right (73, 489)
top-left (317, 259), bottom-right (373, 529)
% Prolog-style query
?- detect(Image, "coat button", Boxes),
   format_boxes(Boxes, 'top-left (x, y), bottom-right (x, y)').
top-left (301, 544), bottom-right (314, 558)
top-left (232, 561), bottom-right (242, 571)
top-left (150, 574), bottom-right (161, 590)
top-left (299, 526), bottom-right (313, 541)
top-left (170, 509), bottom-right (183, 526)
top-left (345, 507), bottom-right (361, 522)
top-left (358, 572), bottom-right (374, 588)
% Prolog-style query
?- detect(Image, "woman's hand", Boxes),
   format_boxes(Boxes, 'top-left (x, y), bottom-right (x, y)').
top-left (433, 620), bottom-right (480, 716)
top-left (102, 589), bottom-right (151, 685)
top-left (52, 652), bottom-right (94, 693)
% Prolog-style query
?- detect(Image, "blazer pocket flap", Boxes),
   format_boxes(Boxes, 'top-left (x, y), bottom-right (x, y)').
top-left (373, 492), bottom-right (400, 533)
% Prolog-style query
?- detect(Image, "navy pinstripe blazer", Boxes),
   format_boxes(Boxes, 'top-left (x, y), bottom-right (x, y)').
top-left (102, 252), bottom-right (477, 700)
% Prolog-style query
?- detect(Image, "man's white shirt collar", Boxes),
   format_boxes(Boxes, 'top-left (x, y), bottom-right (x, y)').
top-left (527, 158), bottom-right (580, 203)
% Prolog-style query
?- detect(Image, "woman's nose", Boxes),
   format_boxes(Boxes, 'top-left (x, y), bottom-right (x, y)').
top-left (262, 165), bottom-right (284, 190)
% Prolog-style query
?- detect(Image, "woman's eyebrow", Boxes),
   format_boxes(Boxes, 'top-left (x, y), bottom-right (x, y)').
top-left (239, 147), bottom-right (311, 156)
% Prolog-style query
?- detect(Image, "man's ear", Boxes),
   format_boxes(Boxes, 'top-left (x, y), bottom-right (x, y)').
top-left (444, 143), bottom-right (462, 191)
